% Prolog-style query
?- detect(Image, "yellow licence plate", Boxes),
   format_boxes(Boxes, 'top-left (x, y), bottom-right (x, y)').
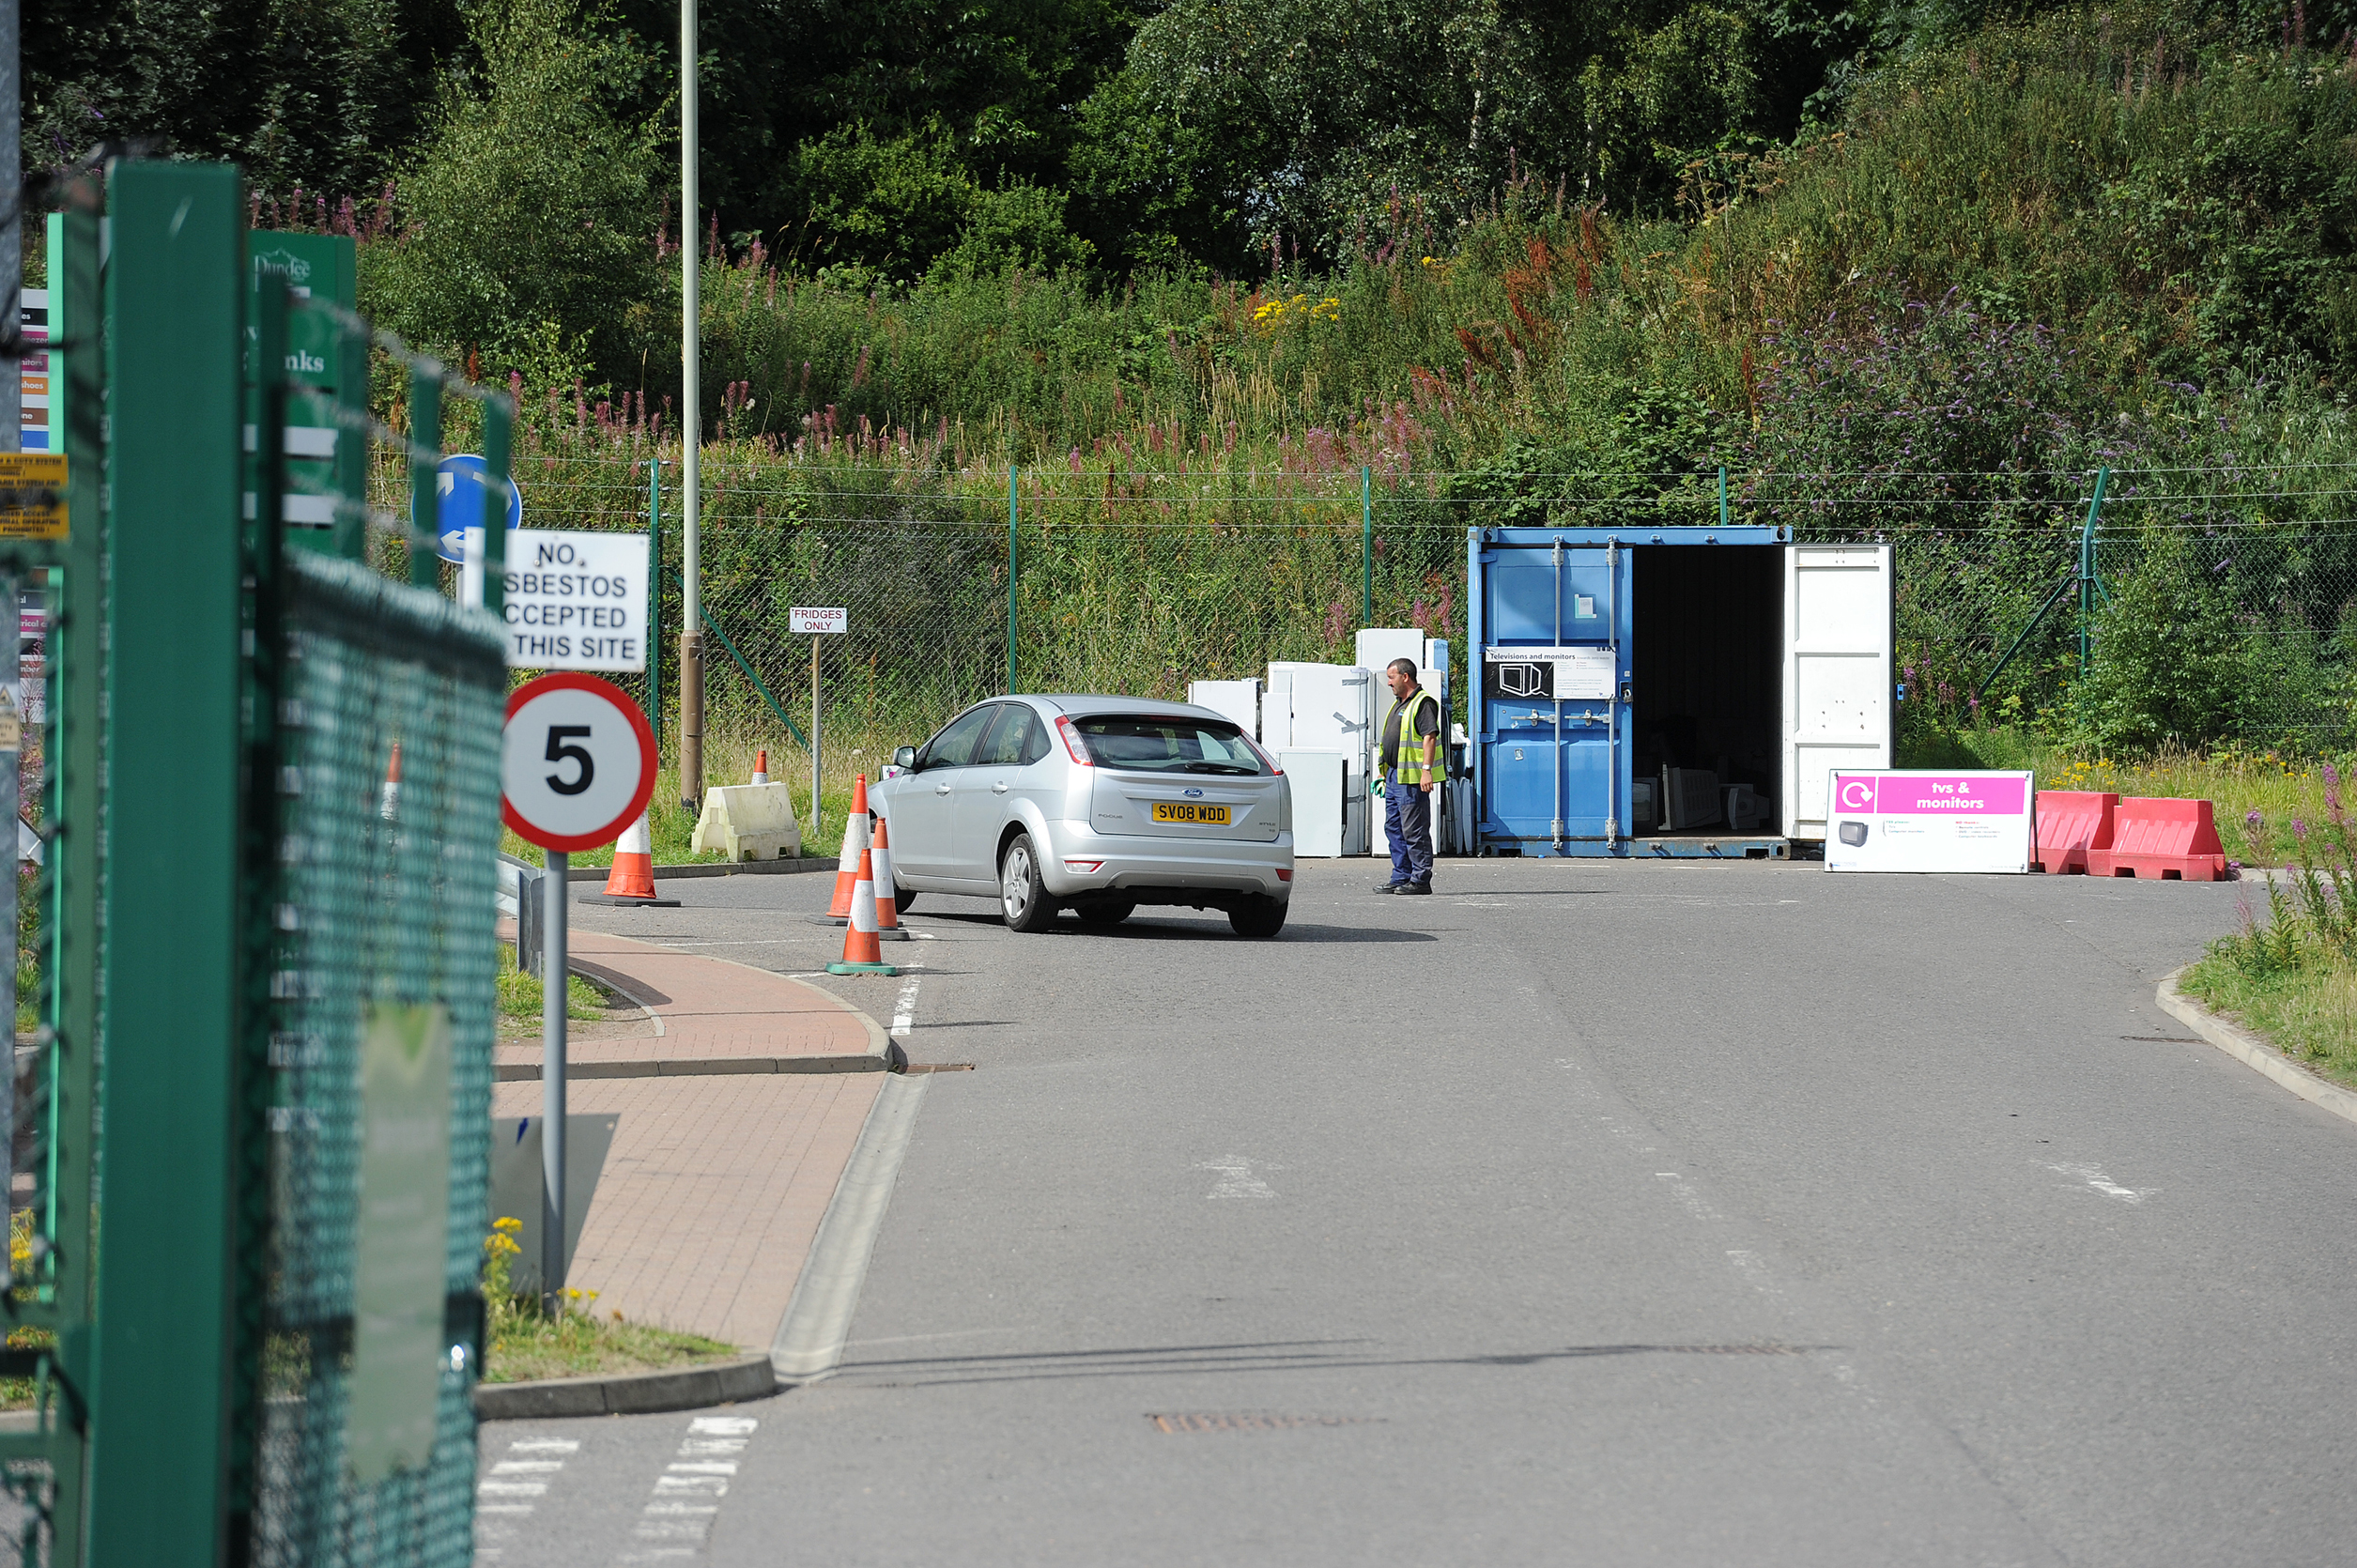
top-left (1151, 802), bottom-right (1231, 825)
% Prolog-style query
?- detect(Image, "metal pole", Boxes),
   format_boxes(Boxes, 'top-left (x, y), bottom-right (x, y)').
top-left (1361, 465), bottom-right (1373, 624)
top-left (648, 457), bottom-right (662, 759)
top-left (678, 0), bottom-right (704, 810)
top-left (810, 635), bottom-right (821, 846)
top-left (541, 848), bottom-right (567, 1312)
top-left (0, 0), bottom-right (18, 459)
top-left (408, 367), bottom-right (440, 588)
top-left (1717, 466), bottom-right (1728, 530)
top-left (482, 396), bottom-right (510, 616)
top-left (2078, 466), bottom-right (2109, 673)
top-left (1007, 468), bottom-right (1019, 693)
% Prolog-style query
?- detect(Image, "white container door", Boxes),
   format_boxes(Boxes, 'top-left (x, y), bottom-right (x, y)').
top-left (1781, 545), bottom-right (1894, 839)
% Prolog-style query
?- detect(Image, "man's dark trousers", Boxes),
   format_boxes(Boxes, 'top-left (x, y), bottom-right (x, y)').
top-left (1384, 770), bottom-right (1433, 886)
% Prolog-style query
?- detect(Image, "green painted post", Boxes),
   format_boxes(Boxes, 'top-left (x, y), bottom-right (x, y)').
top-left (483, 395), bottom-right (512, 617)
top-left (1007, 468), bottom-right (1019, 694)
top-left (1362, 466), bottom-right (1373, 625)
top-left (649, 458), bottom-right (664, 759)
top-left (2078, 466), bottom-right (2110, 673)
top-left (32, 187), bottom-right (107, 1568)
top-left (87, 160), bottom-right (249, 1568)
top-left (408, 366), bottom-right (442, 589)
top-left (1718, 466), bottom-right (1729, 530)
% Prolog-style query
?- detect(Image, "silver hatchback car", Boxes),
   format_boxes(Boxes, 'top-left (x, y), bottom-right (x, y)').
top-left (874, 695), bottom-right (1295, 937)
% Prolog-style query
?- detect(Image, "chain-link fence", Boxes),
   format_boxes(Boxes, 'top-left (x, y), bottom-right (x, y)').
top-left (370, 440), bottom-right (2357, 792)
top-left (253, 554), bottom-right (505, 1566)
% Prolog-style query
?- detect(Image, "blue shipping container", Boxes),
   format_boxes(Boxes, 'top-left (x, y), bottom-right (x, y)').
top-left (1468, 526), bottom-right (1892, 858)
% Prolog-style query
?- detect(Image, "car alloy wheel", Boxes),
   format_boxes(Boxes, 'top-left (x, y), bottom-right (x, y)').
top-left (999, 833), bottom-right (1058, 932)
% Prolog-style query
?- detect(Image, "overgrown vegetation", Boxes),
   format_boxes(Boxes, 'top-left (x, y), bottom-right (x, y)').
top-left (2184, 779), bottom-right (2357, 1084)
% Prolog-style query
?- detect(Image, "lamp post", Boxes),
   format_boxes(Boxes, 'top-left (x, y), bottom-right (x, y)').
top-left (677, 0), bottom-right (704, 812)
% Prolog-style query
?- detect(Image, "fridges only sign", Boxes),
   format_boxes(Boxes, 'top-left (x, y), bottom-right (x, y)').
top-left (502, 530), bottom-right (649, 671)
top-left (1825, 770), bottom-right (2035, 874)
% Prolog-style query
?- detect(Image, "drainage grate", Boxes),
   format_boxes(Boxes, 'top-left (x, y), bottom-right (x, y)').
top-left (901, 1062), bottom-right (975, 1074)
top-left (1148, 1413), bottom-right (1383, 1434)
top-left (2121, 1035), bottom-right (2202, 1043)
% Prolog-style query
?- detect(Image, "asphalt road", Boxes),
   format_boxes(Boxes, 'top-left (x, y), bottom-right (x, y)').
top-left (477, 855), bottom-right (2357, 1567)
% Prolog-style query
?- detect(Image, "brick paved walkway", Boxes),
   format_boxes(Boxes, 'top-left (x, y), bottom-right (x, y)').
top-left (490, 1071), bottom-right (883, 1348)
top-left (494, 928), bottom-right (884, 1079)
top-left (488, 930), bottom-right (895, 1351)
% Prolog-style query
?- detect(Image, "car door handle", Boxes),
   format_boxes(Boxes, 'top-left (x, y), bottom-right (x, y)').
top-left (934, 783), bottom-right (952, 795)
top-left (992, 781), bottom-right (1009, 793)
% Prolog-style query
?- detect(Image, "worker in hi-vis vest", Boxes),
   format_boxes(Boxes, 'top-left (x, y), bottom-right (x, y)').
top-left (1375, 656), bottom-right (1441, 894)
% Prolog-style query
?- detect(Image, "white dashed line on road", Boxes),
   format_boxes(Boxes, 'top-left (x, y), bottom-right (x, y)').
top-left (474, 1437), bottom-right (579, 1560)
top-left (1197, 1156), bottom-right (1281, 1200)
top-left (891, 966), bottom-right (922, 1038)
top-left (621, 1415), bottom-right (758, 1561)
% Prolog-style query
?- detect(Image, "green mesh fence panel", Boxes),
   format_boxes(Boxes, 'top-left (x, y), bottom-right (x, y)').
top-left (252, 553), bottom-right (504, 1566)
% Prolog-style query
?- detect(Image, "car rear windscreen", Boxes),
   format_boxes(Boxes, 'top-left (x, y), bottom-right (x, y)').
top-left (1074, 715), bottom-right (1269, 775)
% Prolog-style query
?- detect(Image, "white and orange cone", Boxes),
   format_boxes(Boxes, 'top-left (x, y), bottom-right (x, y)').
top-left (752, 747), bottom-right (769, 785)
top-left (602, 809), bottom-right (657, 900)
top-left (824, 847), bottom-right (899, 976)
top-left (379, 740), bottom-right (403, 822)
top-left (870, 814), bottom-right (909, 941)
top-left (817, 774), bottom-right (871, 925)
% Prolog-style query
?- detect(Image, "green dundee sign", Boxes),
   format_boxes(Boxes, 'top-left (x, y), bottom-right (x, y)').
top-left (247, 231), bottom-right (362, 555)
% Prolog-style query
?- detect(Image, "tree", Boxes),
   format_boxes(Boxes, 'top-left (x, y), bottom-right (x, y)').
top-left (359, 0), bottom-right (664, 389)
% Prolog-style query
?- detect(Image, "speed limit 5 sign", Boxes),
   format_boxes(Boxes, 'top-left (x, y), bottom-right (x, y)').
top-left (502, 672), bottom-right (657, 852)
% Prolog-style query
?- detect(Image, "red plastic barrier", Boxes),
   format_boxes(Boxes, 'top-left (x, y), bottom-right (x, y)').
top-left (2087, 796), bottom-right (2227, 882)
top-left (2033, 790), bottom-right (2118, 874)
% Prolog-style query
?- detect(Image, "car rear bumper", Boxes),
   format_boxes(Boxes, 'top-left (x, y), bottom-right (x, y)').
top-left (1039, 821), bottom-right (1293, 903)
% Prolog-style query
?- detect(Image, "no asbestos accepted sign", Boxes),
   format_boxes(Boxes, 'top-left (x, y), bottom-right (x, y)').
top-left (502, 672), bottom-right (657, 852)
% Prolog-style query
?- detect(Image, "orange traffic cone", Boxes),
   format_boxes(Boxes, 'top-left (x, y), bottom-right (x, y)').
top-left (752, 748), bottom-right (769, 785)
top-left (814, 774), bottom-right (871, 925)
top-left (379, 740), bottom-right (402, 822)
top-left (825, 847), bottom-right (899, 976)
top-left (870, 814), bottom-right (909, 941)
top-left (591, 809), bottom-right (679, 906)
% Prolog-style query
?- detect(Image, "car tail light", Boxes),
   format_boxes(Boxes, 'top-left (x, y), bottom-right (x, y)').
top-left (1055, 715), bottom-right (1094, 765)
top-left (1063, 858), bottom-right (1103, 873)
top-left (1275, 868), bottom-right (1292, 882)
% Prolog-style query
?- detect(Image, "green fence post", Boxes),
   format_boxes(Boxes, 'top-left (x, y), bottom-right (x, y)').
top-left (1362, 466), bottom-right (1373, 625)
top-left (86, 159), bottom-right (250, 1568)
top-left (2078, 466), bottom-right (2110, 673)
top-left (1718, 466), bottom-right (1729, 530)
top-left (1008, 468), bottom-right (1019, 694)
top-left (408, 366), bottom-right (441, 589)
top-left (483, 394), bottom-right (512, 617)
top-left (649, 458), bottom-right (663, 759)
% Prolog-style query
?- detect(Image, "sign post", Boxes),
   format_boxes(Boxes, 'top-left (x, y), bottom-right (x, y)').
top-left (791, 607), bottom-right (847, 844)
top-left (501, 673), bottom-right (657, 1306)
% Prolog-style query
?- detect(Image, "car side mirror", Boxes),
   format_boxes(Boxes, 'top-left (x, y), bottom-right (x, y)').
top-left (894, 745), bottom-right (918, 771)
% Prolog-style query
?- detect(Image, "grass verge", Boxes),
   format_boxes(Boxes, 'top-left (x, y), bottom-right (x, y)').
top-left (496, 941), bottom-right (608, 1031)
top-left (2180, 947), bottom-right (2357, 1092)
top-left (480, 1218), bottom-right (739, 1384)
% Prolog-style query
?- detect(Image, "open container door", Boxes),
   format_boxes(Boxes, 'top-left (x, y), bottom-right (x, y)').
top-left (1781, 544), bottom-right (1894, 840)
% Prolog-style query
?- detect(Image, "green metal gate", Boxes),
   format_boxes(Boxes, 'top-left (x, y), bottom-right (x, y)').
top-left (1, 160), bottom-right (511, 1565)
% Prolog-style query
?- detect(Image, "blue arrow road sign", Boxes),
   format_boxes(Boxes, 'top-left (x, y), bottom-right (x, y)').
top-left (431, 453), bottom-right (525, 562)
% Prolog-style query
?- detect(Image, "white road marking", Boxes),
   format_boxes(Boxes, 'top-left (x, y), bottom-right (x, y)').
top-left (890, 967), bottom-right (922, 1038)
top-left (1196, 1156), bottom-right (1281, 1200)
top-left (473, 1437), bottom-right (579, 1556)
top-left (621, 1416), bottom-right (758, 1561)
top-left (1655, 1171), bottom-right (1721, 1222)
top-left (2050, 1161), bottom-right (2151, 1204)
